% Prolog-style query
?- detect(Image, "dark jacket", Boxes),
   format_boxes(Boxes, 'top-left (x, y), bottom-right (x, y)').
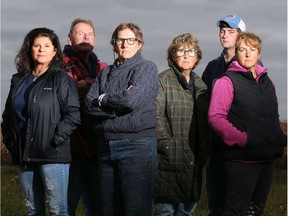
top-left (154, 66), bottom-right (210, 202)
top-left (1, 65), bottom-right (81, 164)
top-left (201, 51), bottom-right (234, 96)
top-left (85, 51), bottom-right (159, 140)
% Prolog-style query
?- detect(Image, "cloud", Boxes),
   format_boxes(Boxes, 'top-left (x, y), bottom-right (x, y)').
top-left (1, 0), bottom-right (287, 119)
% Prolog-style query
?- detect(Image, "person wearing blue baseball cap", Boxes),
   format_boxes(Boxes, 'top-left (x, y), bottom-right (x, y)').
top-left (216, 14), bottom-right (246, 32)
top-left (202, 14), bottom-right (246, 96)
top-left (202, 14), bottom-right (246, 216)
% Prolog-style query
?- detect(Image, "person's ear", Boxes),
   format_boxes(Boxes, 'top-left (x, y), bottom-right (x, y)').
top-left (113, 45), bottom-right (118, 54)
top-left (53, 49), bottom-right (57, 58)
top-left (67, 35), bottom-right (72, 46)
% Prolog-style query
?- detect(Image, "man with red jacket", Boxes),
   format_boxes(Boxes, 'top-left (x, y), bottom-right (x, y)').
top-left (63, 18), bottom-right (107, 216)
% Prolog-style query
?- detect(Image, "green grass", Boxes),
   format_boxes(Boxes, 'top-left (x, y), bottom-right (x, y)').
top-left (1, 156), bottom-right (286, 215)
top-left (263, 167), bottom-right (287, 216)
top-left (1, 166), bottom-right (26, 215)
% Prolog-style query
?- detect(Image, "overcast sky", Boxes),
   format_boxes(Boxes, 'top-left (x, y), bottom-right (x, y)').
top-left (1, 0), bottom-right (287, 120)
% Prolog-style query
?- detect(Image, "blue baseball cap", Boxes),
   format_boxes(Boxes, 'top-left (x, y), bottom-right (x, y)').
top-left (217, 14), bottom-right (246, 31)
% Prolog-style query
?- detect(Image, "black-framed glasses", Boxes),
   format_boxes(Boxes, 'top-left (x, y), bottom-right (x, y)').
top-left (115, 38), bottom-right (138, 45)
top-left (176, 49), bottom-right (197, 57)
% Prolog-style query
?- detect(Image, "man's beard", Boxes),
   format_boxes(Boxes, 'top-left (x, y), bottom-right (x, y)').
top-left (74, 43), bottom-right (94, 52)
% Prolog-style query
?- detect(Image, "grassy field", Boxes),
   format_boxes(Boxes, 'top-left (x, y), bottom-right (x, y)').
top-left (1, 152), bottom-right (286, 215)
top-left (1, 123), bottom-right (287, 215)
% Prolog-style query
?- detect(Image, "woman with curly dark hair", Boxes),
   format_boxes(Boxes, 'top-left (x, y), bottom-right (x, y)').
top-left (1, 27), bottom-right (80, 215)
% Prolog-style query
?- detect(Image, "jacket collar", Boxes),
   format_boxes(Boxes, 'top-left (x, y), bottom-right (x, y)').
top-left (228, 60), bottom-right (267, 79)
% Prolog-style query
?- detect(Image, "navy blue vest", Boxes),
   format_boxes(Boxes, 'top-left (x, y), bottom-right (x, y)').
top-left (223, 71), bottom-right (286, 160)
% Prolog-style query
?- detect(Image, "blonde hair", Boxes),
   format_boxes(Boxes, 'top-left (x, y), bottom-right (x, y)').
top-left (235, 32), bottom-right (262, 53)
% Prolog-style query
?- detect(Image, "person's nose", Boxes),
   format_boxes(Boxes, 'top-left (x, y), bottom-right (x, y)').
top-left (183, 51), bottom-right (189, 58)
top-left (39, 46), bottom-right (45, 52)
top-left (245, 50), bottom-right (251, 57)
top-left (83, 33), bottom-right (90, 40)
top-left (121, 39), bottom-right (129, 47)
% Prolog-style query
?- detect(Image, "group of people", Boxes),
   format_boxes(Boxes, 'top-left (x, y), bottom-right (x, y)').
top-left (1, 14), bottom-right (286, 216)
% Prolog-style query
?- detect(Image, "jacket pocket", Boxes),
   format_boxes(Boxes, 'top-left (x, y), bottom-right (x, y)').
top-left (158, 138), bottom-right (194, 172)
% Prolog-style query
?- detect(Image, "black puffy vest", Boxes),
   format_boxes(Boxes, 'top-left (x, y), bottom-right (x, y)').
top-left (223, 71), bottom-right (286, 161)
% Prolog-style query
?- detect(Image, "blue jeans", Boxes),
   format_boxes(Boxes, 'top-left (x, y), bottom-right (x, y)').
top-left (18, 163), bottom-right (70, 216)
top-left (68, 152), bottom-right (99, 216)
top-left (97, 137), bottom-right (157, 216)
top-left (154, 202), bottom-right (197, 216)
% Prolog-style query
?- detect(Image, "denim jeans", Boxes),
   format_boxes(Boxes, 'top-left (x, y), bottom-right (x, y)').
top-left (68, 152), bottom-right (99, 216)
top-left (18, 163), bottom-right (70, 216)
top-left (154, 202), bottom-right (197, 216)
top-left (97, 136), bottom-right (157, 216)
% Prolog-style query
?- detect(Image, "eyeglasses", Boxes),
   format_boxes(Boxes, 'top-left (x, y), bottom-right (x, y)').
top-left (115, 38), bottom-right (138, 45)
top-left (176, 49), bottom-right (197, 57)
